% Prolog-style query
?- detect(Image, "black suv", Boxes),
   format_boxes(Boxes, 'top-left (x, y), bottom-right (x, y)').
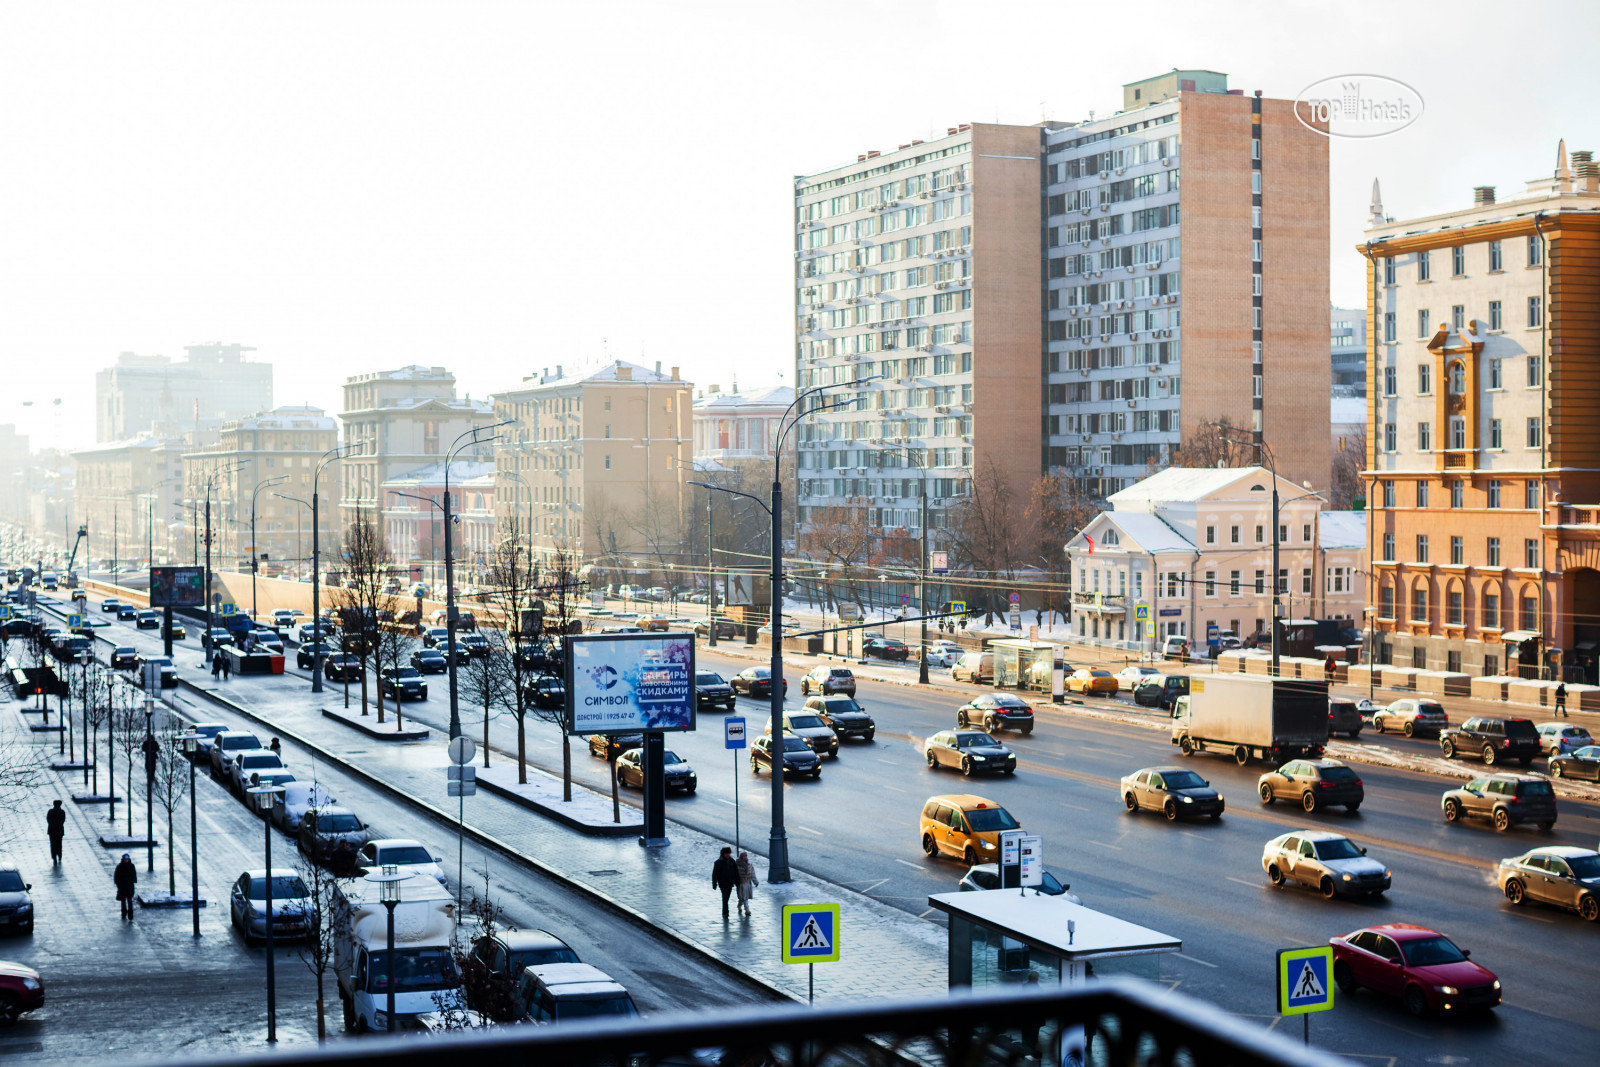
top-left (1257, 758), bottom-right (1364, 812)
top-left (1441, 717), bottom-right (1540, 766)
top-left (803, 695), bottom-right (876, 741)
top-left (1443, 774), bottom-right (1557, 832)
top-left (321, 654), bottom-right (361, 683)
top-left (694, 671), bottom-right (736, 712)
top-left (378, 667), bottom-right (428, 702)
top-left (1133, 674), bottom-right (1189, 710)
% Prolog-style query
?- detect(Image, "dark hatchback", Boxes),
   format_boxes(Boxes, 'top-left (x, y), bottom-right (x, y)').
top-left (1258, 758), bottom-right (1364, 812)
top-left (751, 735), bottom-right (822, 779)
top-left (1440, 717), bottom-right (1541, 767)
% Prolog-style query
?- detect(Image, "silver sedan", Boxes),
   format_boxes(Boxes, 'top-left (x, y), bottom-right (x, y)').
top-left (1262, 830), bottom-right (1391, 899)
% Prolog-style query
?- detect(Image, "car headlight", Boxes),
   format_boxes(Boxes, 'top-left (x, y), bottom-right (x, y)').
top-left (1384, 870), bottom-right (1392, 878)
top-left (18, 903), bottom-right (32, 914)
top-left (1341, 873), bottom-right (1352, 881)
top-left (1492, 980), bottom-right (1501, 990)
top-left (374, 1011), bottom-right (387, 1028)
top-left (1181, 796), bottom-right (1192, 803)
top-left (972, 755), bottom-right (987, 762)
top-left (21, 977), bottom-right (40, 991)
top-left (980, 840), bottom-right (996, 849)
top-left (1434, 985), bottom-right (1458, 995)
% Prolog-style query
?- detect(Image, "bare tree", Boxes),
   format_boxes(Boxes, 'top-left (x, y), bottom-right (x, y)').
top-left (112, 689), bottom-right (147, 836)
top-left (371, 622), bottom-right (417, 731)
top-left (525, 546), bottom-right (583, 801)
top-left (797, 504), bottom-right (874, 616)
top-left (434, 883), bottom-right (514, 1027)
top-left (946, 458), bottom-right (1034, 612)
top-left (0, 717), bottom-right (44, 850)
top-left (1329, 440), bottom-right (1364, 511)
top-left (586, 490), bottom-right (630, 565)
top-left (1173, 416), bottom-right (1255, 470)
top-left (1033, 468), bottom-right (1106, 626)
top-left (479, 520), bottom-right (541, 782)
top-left (149, 714), bottom-right (191, 895)
top-left (330, 514), bottom-right (398, 721)
top-left (292, 799), bottom-right (342, 1041)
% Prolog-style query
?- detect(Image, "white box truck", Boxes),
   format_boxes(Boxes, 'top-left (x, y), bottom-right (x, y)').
top-left (1169, 674), bottom-right (1329, 766)
top-left (333, 873), bottom-right (460, 1032)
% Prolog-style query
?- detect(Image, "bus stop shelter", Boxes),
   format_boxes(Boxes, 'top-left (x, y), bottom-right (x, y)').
top-left (929, 891), bottom-right (1180, 989)
top-left (987, 639), bottom-right (1061, 693)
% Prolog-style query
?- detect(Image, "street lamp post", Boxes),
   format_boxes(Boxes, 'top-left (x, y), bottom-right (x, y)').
top-left (249, 477), bottom-right (288, 622)
top-left (443, 421), bottom-right (513, 740)
top-left (366, 865), bottom-right (406, 1033)
top-left (177, 733), bottom-right (201, 938)
top-left (142, 705), bottom-right (156, 872)
top-left (311, 444), bottom-right (361, 695)
top-left (246, 782), bottom-right (286, 1042)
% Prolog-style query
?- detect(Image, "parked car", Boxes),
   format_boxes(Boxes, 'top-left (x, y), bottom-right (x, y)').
top-left (800, 665), bottom-right (855, 697)
top-left (208, 730), bottom-right (264, 779)
top-left (1161, 636), bottom-right (1191, 660)
top-left (228, 751), bottom-right (287, 795)
top-left (110, 646), bottom-right (139, 670)
top-left (764, 712), bottom-right (839, 757)
top-left (268, 782), bottom-right (337, 835)
top-left (517, 962), bottom-right (637, 1024)
top-left (378, 667), bottom-right (428, 702)
top-left (1327, 699), bottom-right (1363, 738)
top-left (919, 794), bottom-right (1020, 864)
top-left (186, 723), bottom-right (229, 763)
top-left (950, 652), bottom-right (993, 685)
top-left (1066, 668), bottom-right (1118, 696)
top-left (0, 960), bottom-right (45, 1024)
top-left (1116, 666), bottom-right (1161, 686)
top-left (1442, 773), bottom-right (1557, 832)
top-left (750, 734), bottom-right (822, 779)
top-left (1549, 744), bottom-right (1600, 781)
top-left (730, 666), bottom-right (787, 700)
top-left (616, 748), bottom-right (697, 792)
top-left (956, 693), bottom-right (1035, 734)
top-left (864, 635), bottom-right (911, 661)
top-left (924, 646), bottom-right (960, 668)
top-left (1329, 924), bottom-right (1500, 1016)
top-left (1133, 674), bottom-right (1189, 710)
top-left (959, 863), bottom-right (1080, 902)
top-left (1257, 758), bottom-right (1364, 812)
top-left (693, 619), bottom-right (737, 639)
top-left (229, 868), bottom-right (313, 942)
top-left (1262, 830), bottom-right (1390, 898)
top-left (694, 671), bottom-right (736, 712)
top-left (1440, 717), bottom-right (1540, 766)
top-left (296, 805), bottom-right (370, 863)
top-left (135, 610), bottom-right (161, 630)
top-left (1372, 698), bottom-right (1450, 737)
top-left (201, 627), bottom-right (234, 652)
top-left (1119, 766), bottom-right (1224, 820)
top-left (1497, 846), bottom-right (1600, 921)
top-left (926, 730), bottom-right (1016, 776)
top-left (466, 929), bottom-right (581, 1020)
top-left (588, 732), bottom-right (644, 761)
top-left (410, 648), bottom-right (448, 674)
top-left (803, 695), bottom-right (875, 741)
top-left (356, 839), bottom-right (447, 885)
top-left (0, 859), bottom-right (34, 935)
top-left (1538, 722), bottom-right (1595, 757)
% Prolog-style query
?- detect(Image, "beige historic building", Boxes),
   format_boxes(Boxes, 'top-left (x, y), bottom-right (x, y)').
top-left (72, 435), bottom-right (186, 569)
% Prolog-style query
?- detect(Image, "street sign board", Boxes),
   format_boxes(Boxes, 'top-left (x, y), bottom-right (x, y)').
top-left (447, 736), bottom-right (477, 765)
top-left (950, 600), bottom-right (967, 615)
top-left (67, 613), bottom-right (84, 630)
top-left (1019, 834), bottom-right (1043, 887)
top-left (725, 717), bottom-right (747, 750)
top-left (1009, 592), bottom-right (1020, 606)
top-left (1134, 603), bottom-right (1150, 622)
top-left (998, 829), bottom-right (1023, 890)
top-left (220, 602), bottom-right (236, 617)
top-left (1008, 612), bottom-right (1021, 631)
top-left (898, 592), bottom-right (911, 607)
top-left (929, 551), bottom-right (948, 574)
top-left (781, 903), bottom-right (840, 964)
top-left (149, 566), bottom-right (206, 609)
top-left (564, 632), bottom-right (696, 736)
top-left (1276, 946), bottom-right (1334, 1015)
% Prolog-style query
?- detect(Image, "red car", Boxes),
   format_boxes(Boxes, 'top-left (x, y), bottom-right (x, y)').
top-left (0, 959), bottom-right (45, 1024)
top-left (1329, 924), bottom-right (1500, 1016)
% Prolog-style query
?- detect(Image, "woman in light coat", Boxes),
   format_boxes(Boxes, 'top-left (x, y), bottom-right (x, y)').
top-left (735, 851), bottom-right (758, 916)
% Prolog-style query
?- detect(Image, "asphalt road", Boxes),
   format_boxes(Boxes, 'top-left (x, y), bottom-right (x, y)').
top-left (58, 604), bottom-right (1600, 1065)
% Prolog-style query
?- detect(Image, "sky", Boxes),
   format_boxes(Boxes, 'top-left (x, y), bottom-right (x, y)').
top-left (2, 0), bottom-right (1596, 453)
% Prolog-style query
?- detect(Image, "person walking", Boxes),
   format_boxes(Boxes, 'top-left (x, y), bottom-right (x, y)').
top-left (1555, 681), bottom-right (1568, 718)
top-left (114, 853), bottom-right (138, 919)
top-left (1324, 654), bottom-right (1338, 684)
top-left (46, 799), bottom-right (66, 865)
top-left (712, 846), bottom-right (739, 920)
top-left (220, 653), bottom-right (231, 680)
top-left (269, 737), bottom-right (282, 757)
top-left (211, 652), bottom-right (223, 681)
top-left (735, 850), bottom-right (759, 916)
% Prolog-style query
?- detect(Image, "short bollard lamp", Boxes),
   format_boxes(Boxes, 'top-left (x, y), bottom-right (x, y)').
top-left (366, 864), bottom-right (407, 1033)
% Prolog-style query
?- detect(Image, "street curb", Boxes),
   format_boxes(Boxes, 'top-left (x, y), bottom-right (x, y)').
top-left (319, 706), bottom-right (429, 741)
top-left (472, 773), bottom-right (642, 837)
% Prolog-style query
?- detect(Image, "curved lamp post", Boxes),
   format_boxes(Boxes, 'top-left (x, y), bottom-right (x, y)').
top-left (245, 781), bottom-right (287, 1043)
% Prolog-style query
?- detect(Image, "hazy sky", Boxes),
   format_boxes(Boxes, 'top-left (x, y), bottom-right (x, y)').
top-left (3, 0), bottom-right (1595, 452)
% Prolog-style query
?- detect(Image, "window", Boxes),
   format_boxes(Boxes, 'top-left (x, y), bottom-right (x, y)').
top-left (1525, 481), bottom-right (1539, 510)
top-left (1488, 357), bottom-right (1502, 387)
top-left (1489, 301), bottom-right (1502, 331)
top-left (1380, 585), bottom-right (1395, 618)
top-left (1489, 419), bottom-right (1502, 449)
top-left (1382, 365), bottom-right (1396, 395)
top-left (1254, 524), bottom-right (1264, 544)
top-left (1383, 423), bottom-right (1396, 452)
top-left (1301, 567), bottom-right (1312, 595)
top-left (1521, 595), bottom-right (1537, 631)
top-left (1527, 356), bottom-right (1542, 387)
top-left (1383, 312), bottom-right (1396, 343)
top-left (1418, 364), bottom-right (1431, 393)
top-left (1205, 525), bottom-right (1215, 544)
top-left (1230, 524), bottom-right (1240, 544)
top-left (1484, 593), bottom-right (1500, 629)
top-left (1277, 568), bottom-right (1288, 595)
top-left (1229, 570), bottom-right (1240, 594)
top-left (1418, 422), bottom-right (1431, 451)
top-left (1416, 535), bottom-right (1429, 563)
top-left (1528, 235), bottom-right (1543, 266)
top-left (1302, 523), bottom-right (1312, 542)
top-left (1489, 240), bottom-right (1503, 271)
top-left (1448, 362), bottom-right (1465, 394)
top-left (1450, 536), bottom-right (1463, 565)
top-left (1487, 537), bottom-right (1501, 567)
top-left (1278, 524), bottom-right (1288, 544)
top-left (1527, 417), bottom-right (1542, 448)
top-left (1412, 587), bottom-right (1428, 622)
top-left (1448, 590), bottom-right (1463, 626)
top-left (1449, 416), bottom-right (1465, 449)
top-left (1452, 305), bottom-right (1465, 331)
top-left (1416, 481), bottom-right (1429, 508)
top-left (1381, 480), bottom-right (1395, 508)
top-left (1418, 310), bottom-right (1431, 339)
top-left (1382, 533), bottom-right (1395, 561)
top-left (1528, 296), bottom-right (1543, 327)
top-left (1204, 571), bottom-right (1216, 597)
top-left (1417, 251), bottom-right (1430, 281)
top-left (1525, 539), bottom-right (1539, 569)
top-left (1450, 479), bottom-right (1463, 508)
top-left (1254, 569), bottom-right (1265, 594)
top-left (1452, 246), bottom-right (1465, 276)
top-left (1165, 572), bottom-right (1182, 597)
top-left (603, 454), bottom-right (612, 470)
top-left (1383, 257), bottom-right (1396, 285)
top-left (1488, 480), bottom-right (1501, 508)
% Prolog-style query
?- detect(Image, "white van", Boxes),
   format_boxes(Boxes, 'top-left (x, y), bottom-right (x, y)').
top-left (951, 652), bottom-right (993, 684)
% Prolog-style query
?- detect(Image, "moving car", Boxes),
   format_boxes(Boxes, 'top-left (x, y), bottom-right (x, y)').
top-left (764, 712), bottom-right (839, 757)
top-left (1372, 698), bottom-right (1449, 738)
top-left (1066, 668), bottom-right (1118, 696)
top-left (1257, 758), bottom-right (1364, 812)
top-left (863, 635), bottom-right (910, 661)
top-left (730, 666), bottom-right (787, 700)
top-left (1538, 722), bottom-right (1595, 757)
top-left (750, 734), bottom-right (822, 780)
top-left (229, 868), bottom-right (313, 942)
top-left (1549, 744), bottom-right (1600, 781)
top-left (616, 748), bottom-right (697, 792)
top-left (420, 626), bottom-right (450, 647)
top-left (110, 646), bottom-right (139, 670)
top-left (692, 619), bottom-right (737, 639)
top-left (803, 695), bottom-right (875, 741)
top-left (1497, 846), bottom-right (1600, 921)
top-left (1327, 699), bottom-right (1363, 739)
top-left (378, 667), bottom-right (428, 702)
top-left (163, 620), bottom-right (187, 641)
top-left (0, 859), bottom-right (34, 935)
top-left (1329, 924), bottom-right (1500, 1016)
top-left (1119, 766), bottom-right (1224, 820)
top-left (1262, 830), bottom-right (1390, 898)
top-left (588, 732), bottom-right (644, 761)
top-left (1132, 674), bottom-right (1189, 710)
top-left (0, 960), bottom-right (45, 1025)
top-left (925, 730), bottom-right (1016, 776)
top-left (523, 674), bottom-right (565, 711)
top-left (919, 794), bottom-right (1020, 865)
top-left (517, 963), bottom-right (637, 1024)
top-left (959, 863), bottom-right (1079, 903)
top-left (694, 671), bottom-right (736, 712)
top-left (410, 648), bottom-right (448, 674)
top-left (100, 597), bottom-right (124, 613)
top-left (135, 610), bottom-right (161, 630)
top-left (458, 633), bottom-right (491, 657)
top-left (116, 605), bottom-right (138, 621)
top-left (636, 614), bottom-right (672, 631)
top-left (321, 654), bottom-right (361, 683)
top-left (1440, 717), bottom-right (1540, 766)
top-left (297, 641), bottom-right (338, 670)
top-left (1442, 773), bottom-right (1557, 832)
top-left (800, 665), bottom-right (856, 697)
top-left (956, 693), bottom-right (1035, 734)
top-left (296, 806), bottom-right (371, 863)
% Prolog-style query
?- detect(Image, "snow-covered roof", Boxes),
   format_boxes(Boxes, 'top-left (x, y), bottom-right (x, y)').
top-left (694, 386), bottom-right (794, 412)
top-left (380, 460), bottom-right (493, 489)
top-left (1109, 465), bottom-right (1273, 505)
top-left (1068, 511), bottom-right (1194, 555)
top-left (1318, 511), bottom-right (1366, 549)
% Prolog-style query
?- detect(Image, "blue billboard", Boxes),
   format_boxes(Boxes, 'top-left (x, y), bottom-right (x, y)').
top-left (564, 632), bottom-right (696, 735)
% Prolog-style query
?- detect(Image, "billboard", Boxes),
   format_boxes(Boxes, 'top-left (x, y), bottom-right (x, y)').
top-left (564, 632), bottom-right (695, 736)
top-left (149, 566), bottom-right (206, 609)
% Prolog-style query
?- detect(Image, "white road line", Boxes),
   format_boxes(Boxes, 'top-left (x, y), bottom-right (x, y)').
top-left (878, 783), bottom-right (907, 793)
top-left (1086, 840), bottom-right (1122, 851)
top-left (857, 878), bottom-right (889, 893)
top-left (1060, 802), bottom-right (1089, 811)
top-left (1174, 952), bottom-right (1218, 968)
top-left (895, 858), bottom-right (925, 869)
top-left (1225, 876), bottom-right (1262, 889)
top-left (715, 798), bottom-right (737, 807)
top-left (795, 825), bottom-right (824, 836)
top-left (874, 758), bottom-right (899, 765)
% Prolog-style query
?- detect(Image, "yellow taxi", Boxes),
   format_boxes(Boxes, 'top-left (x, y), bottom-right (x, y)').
top-left (1067, 668), bottom-right (1119, 696)
top-left (637, 614), bottom-right (674, 631)
top-left (919, 794), bottom-right (1022, 865)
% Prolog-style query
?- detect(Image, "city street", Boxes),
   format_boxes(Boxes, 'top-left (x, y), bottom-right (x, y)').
top-left (37, 596), bottom-right (1600, 1065)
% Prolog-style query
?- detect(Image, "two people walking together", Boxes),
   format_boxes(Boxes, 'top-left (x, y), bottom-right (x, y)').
top-left (712, 846), bottom-right (759, 919)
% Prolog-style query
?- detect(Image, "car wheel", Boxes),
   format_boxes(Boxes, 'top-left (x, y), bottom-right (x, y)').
top-left (1320, 877), bottom-right (1337, 900)
top-left (1504, 877), bottom-right (1525, 905)
top-left (1551, 762), bottom-right (1565, 778)
top-left (963, 846), bottom-right (977, 866)
top-left (1021, 726), bottom-right (1032, 736)
top-left (685, 783), bottom-right (696, 794)
top-left (956, 710), bottom-right (968, 728)
top-left (1348, 729), bottom-right (1361, 739)
top-left (813, 768), bottom-right (822, 780)
top-left (1178, 736), bottom-right (1194, 756)
top-left (1258, 782), bottom-right (1274, 805)
top-left (751, 758), bottom-right (760, 775)
top-left (1163, 800), bottom-right (1178, 821)
top-left (1443, 798), bottom-right (1461, 822)
top-left (1538, 820), bottom-right (1555, 833)
top-left (865, 730), bottom-right (875, 742)
top-left (1346, 802), bottom-right (1360, 813)
top-left (1302, 792), bottom-right (1318, 814)
top-left (1123, 791), bottom-right (1139, 813)
top-left (1333, 960), bottom-right (1357, 994)
top-left (1440, 739), bottom-right (1456, 759)
top-left (927, 751), bottom-right (939, 769)
top-left (1374, 717), bottom-right (1385, 734)
top-left (1404, 985), bottom-right (1428, 1018)
top-left (1482, 744), bottom-right (1497, 766)
top-left (961, 757), bottom-right (974, 777)
top-left (1492, 808), bottom-right (1511, 832)
top-left (922, 833), bottom-right (938, 857)
top-left (1234, 746), bottom-right (1250, 767)
top-left (984, 717), bottom-right (997, 733)
top-left (1580, 895), bottom-right (1600, 923)
top-left (1267, 864), bottom-right (1285, 887)
top-left (800, 681), bottom-right (809, 695)
top-left (1402, 721), bottom-right (1416, 738)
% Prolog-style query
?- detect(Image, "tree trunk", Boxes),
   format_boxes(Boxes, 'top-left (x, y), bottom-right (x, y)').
top-left (107, 738), bottom-right (115, 823)
top-left (167, 806), bottom-right (176, 894)
top-left (316, 972), bottom-right (326, 1041)
top-left (482, 698), bottom-right (490, 768)
top-left (517, 717), bottom-right (527, 785)
top-left (562, 735), bottom-right (572, 802)
top-left (361, 671), bottom-right (372, 719)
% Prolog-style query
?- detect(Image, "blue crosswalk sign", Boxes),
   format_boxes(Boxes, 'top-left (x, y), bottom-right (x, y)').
top-left (1277, 946), bottom-right (1333, 1015)
top-left (781, 904), bottom-right (840, 964)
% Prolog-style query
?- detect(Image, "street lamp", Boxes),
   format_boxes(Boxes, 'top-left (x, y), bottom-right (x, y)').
top-left (249, 477), bottom-right (289, 622)
top-left (141, 705), bottom-right (157, 872)
top-left (365, 864), bottom-right (407, 1033)
top-left (176, 732), bottom-right (201, 938)
top-left (200, 462), bottom-right (247, 669)
top-left (444, 420), bottom-right (513, 740)
top-left (312, 443), bottom-right (365, 695)
top-left (246, 781), bottom-right (287, 1043)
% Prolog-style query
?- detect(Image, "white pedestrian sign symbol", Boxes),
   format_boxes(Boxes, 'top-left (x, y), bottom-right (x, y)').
top-left (793, 916), bottom-right (829, 952)
top-left (1292, 961), bottom-right (1325, 1000)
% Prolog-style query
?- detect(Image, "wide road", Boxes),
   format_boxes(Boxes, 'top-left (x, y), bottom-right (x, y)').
top-left (72, 604), bottom-right (1600, 1065)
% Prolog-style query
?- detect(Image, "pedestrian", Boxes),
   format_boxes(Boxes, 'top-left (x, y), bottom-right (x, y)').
top-left (46, 799), bottom-right (65, 865)
top-left (269, 737), bottom-right (282, 756)
top-left (735, 850), bottom-right (759, 916)
top-left (220, 654), bottom-right (231, 680)
top-left (211, 652), bottom-right (223, 680)
top-left (330, 839), bottom-right (356, 878)
top-left (1324, 654), bottom-right (1338, 683)
top-left (712, 846), bottom-right (739, 920)
top-left (1555, 681), bottom-right (1568, 718)
top-left (114, 853), bottom-right (138, 920)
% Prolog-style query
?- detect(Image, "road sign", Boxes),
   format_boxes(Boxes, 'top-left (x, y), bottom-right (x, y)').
top-left (447, 736), bottom-right (476, 765)
top-left (220, 602), bottom-right (236, 617)
top-left (1019, 834), bottom-right (1043, 887)
top-left (898, 592), bottom-right (911, 607)
top-left (1008, 612), bottom-right (1021, 631)
top-left (929, 551), bottom-right (949, 574)
top-left (781, 903), bottom-right (840, 963)
top-left (1009, 592), bottom-right (1020, 606)
top-left (725, 717), bottom-right (747, 750)
top-left (1134, 603), bottom-right (1149, 622)
top-left (447, 764), bottom-right (477, 796)
top-left (1277, 946), bottom-right (1334, 1015)
top-left (67, 613), bottom-right (84, 630)
top-left (0, 605), bottom-right (10, 620)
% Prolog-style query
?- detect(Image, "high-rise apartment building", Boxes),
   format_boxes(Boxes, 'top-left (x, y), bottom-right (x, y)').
top-left (793, 70), bottom-right (1330, 541)
top-left (1363, 144), bottom-right (1600, 682)
top-left (95, 343), bottom-right (273, 442)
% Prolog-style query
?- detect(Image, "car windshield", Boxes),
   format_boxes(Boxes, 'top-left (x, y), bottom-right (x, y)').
top-left (0, 872), bottom-right (25, 892)
top-left (965, 808), bottom-right (1021, 832)
top-left (1505, 720), bottom-right (1538, 738)
top-left (379, 846), bottom-right (434, 865)
top-left (221, 736), bottom-right (259, 750)
top-left (1418, 703), bottom-right (1445, 716)
top-left (1400, 936), bottom-right (1467, 967)
top-left (241, 754), bottom-right (280, 767)
top-left (830, 670), bottom-right (852, 678)
top-left (1313, 838), bottom-right (1363, 861)
top-left (662, 752), bottom-right (684, 765)
top-left (789, 715), bottom-right (826, 730)
top-left (696, 673), bottom-right (725, 685)
top-left (825, 699), bottom-right (862, 714)
top-left (318, 813), bottom-right (362, 832)
top-left (1567, 854), bottom-right (1600, 879)
top-left (748, 669), bottom-right (770, 679)
top-left (1090, 671), bottom-right (1111, 678)
top-left (391, 669), bottom-right (420, 680)
top-left (955, 734), bottom-right (992, 749)
top-left (782, 738), bottom-right (812, 753)
top-left (1516, 780), bottom-right (1554, 797)
top-left (249, 876), bottom-right (308, 899)
top-left (367, 947), bottom-right (457, 993)
top-left (1163, 771), bottom-right (1207, 790)
top-left (555, 996), bottom-right (636, 1020)
top-left (1038, 871), bottom-right (1067, 895)
top-left (509, 946), bottom-right (581, 972)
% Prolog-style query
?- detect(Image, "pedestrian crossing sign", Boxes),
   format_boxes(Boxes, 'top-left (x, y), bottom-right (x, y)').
top-left (781, 903), bottom-right (840, 964)
top-left (1276, 946), bottom-right (1334, 1015)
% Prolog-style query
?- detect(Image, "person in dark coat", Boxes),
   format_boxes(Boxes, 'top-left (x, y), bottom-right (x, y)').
top-left (46, 799), bottom-right (66, 865)
top-left (712, 846), bottom-right (739, 920)
top-left (1555, 682), bottom-right (1568, 717)
top-left (211, 652), bottom-right (223, 680)
top-left (220, 654), bottom-right (231, 680)
top-left (330, 839), bottom-right (356, 878)
top-left (114, 853), bottom-right (138, 919)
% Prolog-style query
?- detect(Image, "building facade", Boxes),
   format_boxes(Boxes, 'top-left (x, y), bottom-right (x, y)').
top-left (492, 361), bottom-right (694, 563)
top-left (1331, 305), bottom-right (1368, 396)
top-left (95, 343), bottom-right (274, 443)
top-left (1363, 145), bottom-right (1600, 682)
top-left (1065, 466), bottom-right (1363, 650)
top-left (692, 385), bottom-right (794, 469)
top-left (338, 366), bottom-right (494, 532)
top-left (72, 435), bottom-right (186, 569)
top-left (378, 460), bottom-right (493, 588)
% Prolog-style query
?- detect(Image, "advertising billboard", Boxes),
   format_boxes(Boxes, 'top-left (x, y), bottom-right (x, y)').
top-left (148, 566), bottom-right (206, 609)
top-left (564, 632), bottom-right (696, 736)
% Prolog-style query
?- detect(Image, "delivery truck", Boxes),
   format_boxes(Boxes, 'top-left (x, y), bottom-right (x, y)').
top-left (1170, 674), bottom-right (1329, 766)
top-left (333, 872), bottom-right (460, 1032)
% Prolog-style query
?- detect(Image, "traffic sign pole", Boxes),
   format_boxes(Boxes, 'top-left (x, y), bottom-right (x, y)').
top-left (726, 718), bottom-right (746, 852)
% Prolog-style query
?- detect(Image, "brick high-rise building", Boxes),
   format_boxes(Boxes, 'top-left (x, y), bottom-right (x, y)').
top-left (1363, 142), bottom-right (1600, 681)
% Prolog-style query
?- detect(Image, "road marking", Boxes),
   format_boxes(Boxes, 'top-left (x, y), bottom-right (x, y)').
top-left (1086, 840), bottom-right (1122, 851)
top-left (1174, 952), bottom-right (1218, 968)
top-left (1506, 909), bottom-right (1555, 924)
top-left (795, 825), bottom-right (823, 836)
top-left (895, 858), bottom-right (925, 869)
top-left (874, 758), bottom-right (899, 765)
top-left (878, 783), bottom-right (907, 793)
top-left (855, 878), bottom-right (889, 893)
top-left (715, 798), bottom-right (737, 808)
top-left (1226, 876), bottom-right (1262, 889)
top-left (1060, 802), bottom-right (1089, 811)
